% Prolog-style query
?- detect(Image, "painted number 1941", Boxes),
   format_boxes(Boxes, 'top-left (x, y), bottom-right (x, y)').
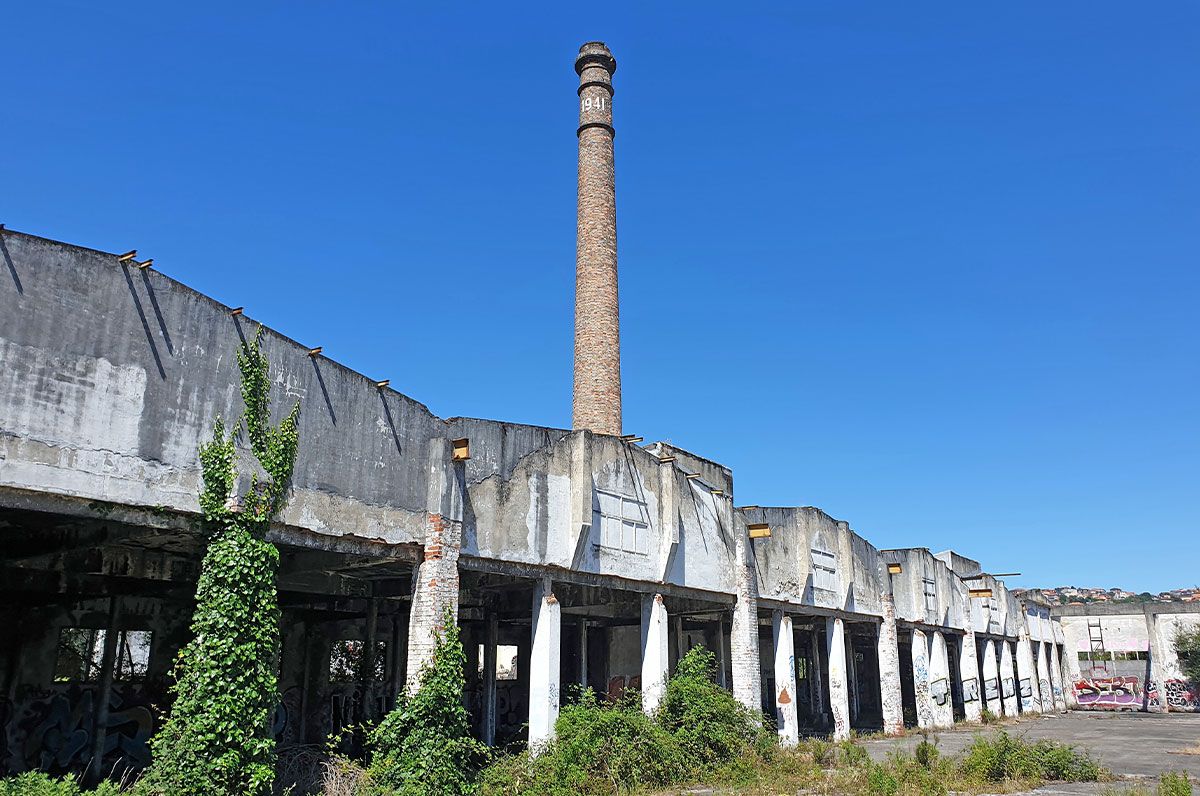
top-left (581, 96), bottom-right (606, 112)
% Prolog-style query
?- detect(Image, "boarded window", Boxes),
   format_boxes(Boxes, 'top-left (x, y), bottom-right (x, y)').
top-left (54, 628), bottom-right (152, 683)
top-left (329, 640), bottom-right (387, 683)
top-left (811, 547), bottom-right (838, 592)
top-left (923, 578), bottom-right (938, 612)
top-left (595, 490), bottom-right (650, 555)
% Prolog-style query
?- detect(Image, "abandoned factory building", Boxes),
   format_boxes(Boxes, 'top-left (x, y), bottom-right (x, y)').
top-left (0, 42), bottom-right (1094, 782)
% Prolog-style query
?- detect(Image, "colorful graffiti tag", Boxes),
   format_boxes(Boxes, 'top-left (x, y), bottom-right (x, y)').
top-left (1074, 675), bottom-right (1145, 708)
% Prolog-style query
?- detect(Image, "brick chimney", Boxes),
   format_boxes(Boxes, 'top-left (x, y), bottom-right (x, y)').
top-left (572, 41), bottom-right (621, 436)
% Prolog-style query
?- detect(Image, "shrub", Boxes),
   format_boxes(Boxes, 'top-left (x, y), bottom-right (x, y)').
top-left (367, 614), bottom-right (486, 796)
top-left (981, 707), bottom-right (999, 724)
top-left (914, 736), bottom-right (939, 769)
top-left (656, 646), bottom-right (761, 772)
top-left (958, 731), bottom-right (1101, 783)
top-left (866, 763), bottom-right (899, 796)
top-left (139, 329), bottom-right (299, 796)
top-left (0, 773), bottom-right (120, 796)
top-left (1159, 772), bottom-right (1193, 796)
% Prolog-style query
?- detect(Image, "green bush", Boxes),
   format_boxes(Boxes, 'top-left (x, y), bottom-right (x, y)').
top-left (914, 736), bottom-right (939, 769)
top-left (0, 773), bottom-right (120, 796)
top-left (865, 763), bottom-right (899, 796)
top-left (367, 614), bottom-right (486, 796)
top-left (655, 646), bottom-right (761, 772)
top-left (139, 329), bottom-right (300, 796)
top-left (958, 731), bottom-right (1101, 783)
top-left (1159, 772), bottom-right (1193, 796)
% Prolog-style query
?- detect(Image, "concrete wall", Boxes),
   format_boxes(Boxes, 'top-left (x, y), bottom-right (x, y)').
top-left (1055, 603), bottom-right (1199, 712)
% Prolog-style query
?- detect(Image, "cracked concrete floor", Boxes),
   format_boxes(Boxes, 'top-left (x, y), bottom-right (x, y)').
top-left (860, 711), bottom-right (1200, 793)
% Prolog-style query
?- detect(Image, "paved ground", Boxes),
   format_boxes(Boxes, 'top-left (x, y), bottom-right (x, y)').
top-left (861, 711), bottom-right (1200, 793)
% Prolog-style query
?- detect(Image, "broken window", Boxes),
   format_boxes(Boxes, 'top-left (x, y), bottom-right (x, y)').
top-left (478, 644), bottom-right (519, 681)
top-left (54, 628), bottom-right (152, 683)
top-left (810, 546), bottom-right (838, 592)
top-left (329, 639), bottom-right (387, 683)
top-left (595, 490), bottom-right (650, 555)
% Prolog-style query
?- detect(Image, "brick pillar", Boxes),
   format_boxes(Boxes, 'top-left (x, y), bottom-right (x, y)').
top-left (826, 617), bottom-right (851, 740)
top-left (405, 513), bottom-right (461, 693)
top-left (529, 580), bottom-right (561, 748)
top-left (641, 593), bottom-right (670, 714)
top-left (772, 610), bottom-right (799, 746)
top-left (959, 631), bottom-right (983, 722)
top-left (911, 628), bottom-right (935, 729)
top-left (572, 41), bottom-right (622, 435)
top-left (999, 640), bottom-right (1019, 716)
top-left (877, 594), bottom-right (905, 735)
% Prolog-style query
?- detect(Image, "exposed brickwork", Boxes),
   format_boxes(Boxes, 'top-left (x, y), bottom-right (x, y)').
top-left (573, 42), bottom-right (622, 436)
top-left (730, 522), bottom-right (762, 711)
top-left (405, 511), bottom-right (461, 693)
top-left (878, 591), bottom-right (905, 734)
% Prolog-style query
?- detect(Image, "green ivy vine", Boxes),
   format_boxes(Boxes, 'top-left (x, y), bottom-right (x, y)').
top-left (140, 327), bottom-right (299, 796)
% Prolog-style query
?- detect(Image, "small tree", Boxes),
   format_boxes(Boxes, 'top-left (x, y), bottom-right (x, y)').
top-left (1174, 626), bottom-right (1200, 684)
top-left (140, 329), bottom-right (299, 796)
top-left (367, 613), bottom-right (485, 796)
top-left (656, 646), bottom-right (760, 772)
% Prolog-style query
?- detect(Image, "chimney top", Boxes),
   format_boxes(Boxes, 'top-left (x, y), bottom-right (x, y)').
top-left (575, 41), bottom-right (616, 75)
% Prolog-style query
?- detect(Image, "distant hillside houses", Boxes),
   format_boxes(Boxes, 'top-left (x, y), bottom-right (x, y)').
top-left (1036, 586), bottom-right (1200, 605)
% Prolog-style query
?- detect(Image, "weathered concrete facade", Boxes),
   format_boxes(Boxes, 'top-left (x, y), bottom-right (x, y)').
top-left (0, 40), bottom-right (1076, 785)
top-left (1056, 603), bottom-right (1199, 713)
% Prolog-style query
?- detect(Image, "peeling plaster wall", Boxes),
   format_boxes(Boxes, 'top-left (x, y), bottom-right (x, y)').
top-left (0, 231), bottom-right (448, 545)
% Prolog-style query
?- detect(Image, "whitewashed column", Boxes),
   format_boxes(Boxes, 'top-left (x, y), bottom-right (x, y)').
top-left (959, 632), bottom-right (983, 722)
top-left (929, 631), bottom-right (954, 728)
top-left (999, 640), bottom-right (1019, 716)
top-left (877, 599), bottom-right (904, 735)
top-left (772, 610), bottom-right (799, 746)
top-left (826, 617), bottom-right (851, 740)
top-left (529, 580), bottom-right (561, 749)
top-left (911, 628), bottom-right (935, 729)
top-left (980, 638), bottom-right (1001, 716)
top-left (482, 614), bottom-right (498, 746)
top-left (641, 593), bottom-right (670, 715)
top-left (1046, 643), bottom-right (1067, 712)
top-left (1016, 633), bottom-right (1040, 713)
top-left (1035, 641), bottom-right (1054, 714)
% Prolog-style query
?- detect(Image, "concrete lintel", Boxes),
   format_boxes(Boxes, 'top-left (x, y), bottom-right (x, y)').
top-left (756, 597), bottom-right (880, 624)
top-left (457, 556), bottom-right (736, 606)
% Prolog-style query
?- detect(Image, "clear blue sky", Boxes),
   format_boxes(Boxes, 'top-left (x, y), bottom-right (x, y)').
top-left (4, 3), bottom-right (1197, 593)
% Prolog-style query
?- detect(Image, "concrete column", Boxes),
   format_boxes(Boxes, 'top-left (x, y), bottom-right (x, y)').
top-left (529, 580), bottom-right (561, 748)
top-left (482, 614), bottom-right (498, 747)
top-left (406, 513), bottom-right (461, 692)
top-left (929, 631), bottom-right (954, 728)
top-left (772, 611), bottom-right (799, 746)
top-left (1046, 643), bottom-right (1067, 712)
top-left (578, 618), bottom-right (589, 689)
top-left (641, 593), bottom-right (670, 715)
top-left (910, 628), bottom-right (935, 729)
top-left (810, 626), bottom-right (826, 723)
top-left (1035, 641), bottom-right (1054, 714)
top-left (980, 639), bottom-right (1001, 716)
top-left (999, 641), bottom-right (1019, 716)
top-left (959, 631), bottom-right (983, 722)
top-left (715, 619), bottom-right (729, 689)
top-left (1144, 607), bottom-right (1170, 712)
top-left (826, 617), bottom-right (851, 740)
top-left (877, 596), bottom-right (905, 735)
top-left (1060, 642), bottom-right (1081, 710)
top-left (730, 525), bottom-right (762, 713)
top-left (86, 597), bottom-right (121, 785)
top-left (1015, 633), bottom-right (1040, 713)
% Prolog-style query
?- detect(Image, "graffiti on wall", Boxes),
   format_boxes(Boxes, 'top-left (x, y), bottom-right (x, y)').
top-left (2, 685), bottom-right (155, 777)
top-left (984, 678), bottom-right (1000, 701)
top-left (1164, 679), bottom-right (1198, 711)
top-left (930, 678), bottom-right (950, 707)
top-left (1019, 678), bottom-right (1033, 699)
top-left (962, 677), bottom-right (979, 703)
top-left (1074, 675), bottom-right (1145, 708)
top-left (1001, 677), bottom-right (1015, 698)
